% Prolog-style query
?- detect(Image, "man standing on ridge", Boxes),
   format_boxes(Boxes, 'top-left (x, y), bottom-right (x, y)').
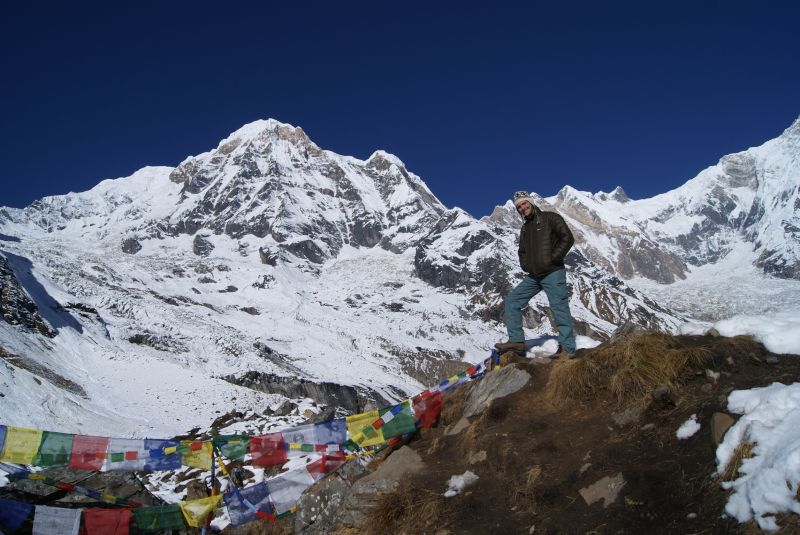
top-left (495, 191), bottom-right (577, 357)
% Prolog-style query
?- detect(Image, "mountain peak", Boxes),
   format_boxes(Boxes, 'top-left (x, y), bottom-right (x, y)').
top-left (595, 186), bottom-right (631, 203)
top-left (781, 116), bottom-right (800, 144)
top-left (366, 150), bottom-right (407, 171)
top-left (216, 118), bottom-right (317, 151)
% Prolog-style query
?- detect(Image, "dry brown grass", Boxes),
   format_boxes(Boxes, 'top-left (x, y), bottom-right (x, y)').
top-left (366, 482), bottom-right (449, 535)
top-left (545, 332), bottom-right (711, 405)
top-left (720, 441), bottom-right (755, 482)
top-left (512, 465), bottom-right (542, 513)
top-left (439, 388), bottom-right (467, 427)
top-left (718, 334), bottom-right (760, 352)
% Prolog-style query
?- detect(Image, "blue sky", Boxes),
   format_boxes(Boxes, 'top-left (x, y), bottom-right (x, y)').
top-left (2, 1), bottom-right (798, 217)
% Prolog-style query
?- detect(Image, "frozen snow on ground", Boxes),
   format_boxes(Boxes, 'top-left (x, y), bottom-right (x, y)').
top-left (523, 335), bottom-right (602, 357)
top-left (716, 382), bottom-right (800, 531)
top-left (443, 470), bottom-right (479, 497)
top-left (713, 311), bottom-right (800, 355)
top-left (696, 307), bottom-right (800, 531)
top-left (676, 414), bottom-right (701, 439)
top-left (679, 309), bottom-right (800, 356)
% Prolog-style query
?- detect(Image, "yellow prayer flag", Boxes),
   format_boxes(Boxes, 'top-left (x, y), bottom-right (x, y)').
top-left (181, 441), bottom-right (213, 470)
top-left (345, 411), bottom-right (385, 447)
top-left (179, 495), bottom-right (222, 527)
top-left (1, 426), bottom-right (43, 464)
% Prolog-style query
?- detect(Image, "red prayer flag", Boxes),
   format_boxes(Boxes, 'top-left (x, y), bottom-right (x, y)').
top-left (306, 452), bottom-right (347, 480)
top-left (249, 433), bottom-right (287, 467)
top-left (412, 391), bottom-right (443, 428)
top-left (69, 435), bottom-right (110, 470)
top-left (83, 508), bottom-right (132, 535)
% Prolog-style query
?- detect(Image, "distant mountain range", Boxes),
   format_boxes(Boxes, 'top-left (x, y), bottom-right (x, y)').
top-left (0, 117), bottom-right (797, 437)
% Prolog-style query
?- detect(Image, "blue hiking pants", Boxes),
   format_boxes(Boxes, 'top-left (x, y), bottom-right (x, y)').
top-left (504, 269), bottom-right (576, 352)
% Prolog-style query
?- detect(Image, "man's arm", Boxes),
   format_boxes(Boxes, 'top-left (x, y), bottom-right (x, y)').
top-left (550, 214), bottom-right (574, 261)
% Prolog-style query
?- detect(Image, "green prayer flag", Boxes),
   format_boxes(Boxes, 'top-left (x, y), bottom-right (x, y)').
top-left (213, 434), bottom-right (249, 461)
top-left (35, 431), bottom-right (74, 467)
top-left (381, 401), bottom-right (417, 440)
top-left (133, 504), bottom-right (184, 532)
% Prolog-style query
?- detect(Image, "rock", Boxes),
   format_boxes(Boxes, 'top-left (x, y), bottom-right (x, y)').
top-left (711, 412), bottom-right (736, 445)
top-left (193, 234), bottom-right (215, 256)
top-left (0, 255), bottom-right (57, 337)
top-left (334, 446), bottom-right (425, 529)
top-left (579, 473), bottom-right (626, 508)
top-left (463, 365), bottom-right (531, 418)
top-left (445, 417), bottom-right (471, 436)
top-left (707, 328), bottom-right (720, 337)
top-left (610, 322), bottom-right (648, 342)
top-left (121, 237), bottom-right (142, 254)
top-left (258, 246), bottom-right (279, 266)
top-left (293, 460), bottom-right (370, 534)
top-left (766, 356), bottom-right (779, 365)
top-left (468, 450), bottom-right (487, 465)
top-left (611, 407), bottom-right (642, 427)
top-left (225, 370), bottom-right (388, 414)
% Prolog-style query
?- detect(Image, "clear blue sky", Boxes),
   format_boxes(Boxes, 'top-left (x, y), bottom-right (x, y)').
top-left (2, 1), bottom-right (798, 217)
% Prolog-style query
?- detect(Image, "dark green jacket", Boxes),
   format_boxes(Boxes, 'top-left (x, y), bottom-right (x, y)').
top-left (518, 207), bottom-right (574, 277)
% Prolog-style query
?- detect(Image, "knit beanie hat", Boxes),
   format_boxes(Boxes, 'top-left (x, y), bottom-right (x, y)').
top-left (513, 190), bottom-right (535, 208)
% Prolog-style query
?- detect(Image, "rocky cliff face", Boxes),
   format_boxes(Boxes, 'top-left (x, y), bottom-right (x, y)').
top-left (162, 121), bottom-right (445, 263)
top-left (0, 253), bottom-right (54, 337)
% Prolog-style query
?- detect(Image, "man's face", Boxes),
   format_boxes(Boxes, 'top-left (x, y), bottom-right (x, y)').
top-left (516, 200), bottom-right (533, 217)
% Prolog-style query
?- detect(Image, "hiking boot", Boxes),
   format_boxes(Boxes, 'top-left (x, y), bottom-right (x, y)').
top-left (551, 344), bottom-right (576, 359)
top-left (495, 341), bottom-right (525, 352)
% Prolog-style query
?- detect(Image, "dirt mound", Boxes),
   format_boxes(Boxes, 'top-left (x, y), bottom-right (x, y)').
top-left (344, 333), bottom-right (800, 534)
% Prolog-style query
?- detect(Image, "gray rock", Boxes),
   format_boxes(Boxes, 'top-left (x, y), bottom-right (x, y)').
top-left (579, 472), bottom-right (626, 508)
top-left (120, 237), bottom-right (142, 254)
top-left (463, 365), bottom-right (531, 418)
top-left (294, 461), bottom-right (370, 534)
top-left (225, 370), bottom-right (390, 414)
top-left (192, 234), bottom-right (215, 256)
top-left (339, 446), bottom-right (425, 527)
top-left (445, 417), bottom-right (471, 436)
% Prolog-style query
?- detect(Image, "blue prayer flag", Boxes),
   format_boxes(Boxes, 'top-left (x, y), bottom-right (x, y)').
top-left (223, 482), bottom-right (272, 526)
top-left (143, 439), bottom-right (181, 471)
top-left (0, 498), bottom-right (33, 532)
top-left (314, 418), bottom-right (347, 444)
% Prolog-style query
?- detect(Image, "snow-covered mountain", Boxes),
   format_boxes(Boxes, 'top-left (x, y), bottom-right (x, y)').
top-left (484, 117), bottom-right (800, 317)
top-left (4, 115), bottom-right (799, 438)
top-left (488, 119), bottom-right (800, 283)
top-left (0, 119), bottom-right (686, 438)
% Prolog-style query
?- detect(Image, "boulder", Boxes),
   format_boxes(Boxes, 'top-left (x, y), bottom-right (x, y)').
top-left (463, 365), bottom-right (531, 418)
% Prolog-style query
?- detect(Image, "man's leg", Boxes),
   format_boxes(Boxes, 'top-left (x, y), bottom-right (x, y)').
top-left (540, 269), bottom-right (576, 353)
top-left (502, 275), bottom-right (541, 344)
